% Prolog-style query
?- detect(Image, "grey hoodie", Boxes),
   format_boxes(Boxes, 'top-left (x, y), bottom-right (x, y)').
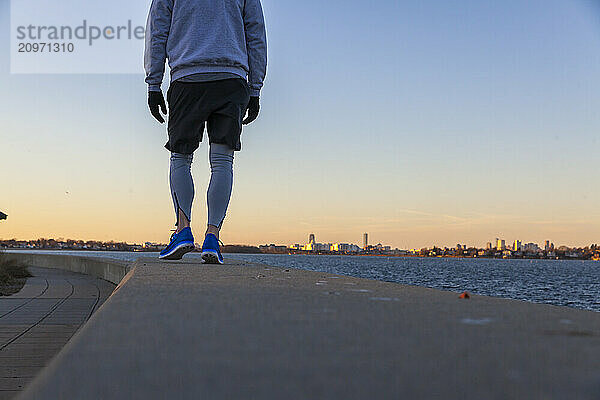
top-left (144, 0), bottom-right (267, 97)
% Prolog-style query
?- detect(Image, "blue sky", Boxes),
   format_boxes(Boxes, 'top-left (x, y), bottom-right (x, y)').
top-left (1, 0), bottom-right (599, 248)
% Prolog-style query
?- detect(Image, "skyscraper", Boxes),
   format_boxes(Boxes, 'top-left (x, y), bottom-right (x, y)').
top-left (514, 240), bottom-right (522, 251)
top-left (363, 233), bottom-right (368, 249)
top-left (309, 233), bottom-right (315, 244)
top-left (496, 238), bottom-right (506, 251)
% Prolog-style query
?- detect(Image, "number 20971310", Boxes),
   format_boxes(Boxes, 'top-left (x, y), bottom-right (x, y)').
top-left (17, 42), bottom-right (74, 53)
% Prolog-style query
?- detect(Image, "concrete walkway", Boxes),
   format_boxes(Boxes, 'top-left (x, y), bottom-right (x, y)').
top-left (18, 258), bottom-right (600, 399)
top-left (0, 267), bottom-right (114, 399)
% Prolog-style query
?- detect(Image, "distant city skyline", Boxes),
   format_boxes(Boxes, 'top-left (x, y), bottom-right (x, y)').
top-left (289, 232), bottom-right (581, 253)
top-left (1, 0), bottom-right (600, 249)
top-left (1, 230), bottom-right (594, 254)
top-left (4, 234), bottom-right (599, 261)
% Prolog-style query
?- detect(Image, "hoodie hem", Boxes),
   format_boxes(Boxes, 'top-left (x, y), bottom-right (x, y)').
top-left (171, 65), bottom-right (248, 83)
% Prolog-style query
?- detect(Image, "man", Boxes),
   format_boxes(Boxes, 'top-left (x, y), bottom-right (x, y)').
top-left (144, 0), bottom-right (267, 263)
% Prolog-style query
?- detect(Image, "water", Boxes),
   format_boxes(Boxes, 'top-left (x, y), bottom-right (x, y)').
top-left (6, 250), bottom-right (600, 312)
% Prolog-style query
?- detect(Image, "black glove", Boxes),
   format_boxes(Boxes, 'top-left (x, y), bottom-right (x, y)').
top-left (242, 96), bottom-right (260, 125)
top-left (148, 91), bottom-right (167, 123)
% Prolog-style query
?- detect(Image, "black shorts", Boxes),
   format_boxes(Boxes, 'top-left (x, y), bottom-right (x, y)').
top-left (166, 78), bottom-right (251, 154)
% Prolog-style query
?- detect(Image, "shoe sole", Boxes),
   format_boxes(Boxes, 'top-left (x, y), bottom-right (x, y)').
top-left (159, 242), bottom-right (195, 260)
top-left (201, 250), bottom-right (223, 264)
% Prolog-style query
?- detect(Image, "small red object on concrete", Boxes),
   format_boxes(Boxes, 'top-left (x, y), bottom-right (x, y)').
top-left (459, 291), bottom-right (470, 299)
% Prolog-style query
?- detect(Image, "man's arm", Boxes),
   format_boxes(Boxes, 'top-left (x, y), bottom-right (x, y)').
top-left (144, 0), bottom-right (173, 92)
top-left (243, 0), bottom-right (267, 97)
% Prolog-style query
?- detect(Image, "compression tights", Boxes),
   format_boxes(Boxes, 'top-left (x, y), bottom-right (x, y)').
top-left (169, 143), bottom-right (234, 230)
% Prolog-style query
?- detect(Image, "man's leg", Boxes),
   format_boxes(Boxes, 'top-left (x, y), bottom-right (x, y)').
top-left (200, 78), bottom-right (246, 263)
top-left (170, 152), bottom-right (194, 232)
top-left (159, 151), bottom-right (196, 260)
top-left (205, 143), bottom-right (234, 239)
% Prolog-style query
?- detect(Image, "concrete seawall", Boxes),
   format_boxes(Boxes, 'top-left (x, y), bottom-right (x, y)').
top-left (8, 253), bottom-right (130, 285)
top-left (7, 254), bottom-right (600, 399)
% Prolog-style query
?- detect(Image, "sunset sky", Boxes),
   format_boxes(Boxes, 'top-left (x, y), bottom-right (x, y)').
top-left (1, 0), bottom-right (600, 249)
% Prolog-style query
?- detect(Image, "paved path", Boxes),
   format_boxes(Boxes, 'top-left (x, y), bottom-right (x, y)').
top-left (19, 258), bottom-right (600, 399)
top-left (0, 267), bottom-right (114, 399)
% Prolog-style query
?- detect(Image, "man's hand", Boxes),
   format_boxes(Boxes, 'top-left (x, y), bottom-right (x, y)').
top-left (148, 91), bottom-right (167, 123)
top-left (242, 96), bottom-right (260, 125)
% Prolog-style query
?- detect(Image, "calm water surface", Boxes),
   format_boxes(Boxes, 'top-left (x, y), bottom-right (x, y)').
top-left (7, 250), bottom-right (600, 312)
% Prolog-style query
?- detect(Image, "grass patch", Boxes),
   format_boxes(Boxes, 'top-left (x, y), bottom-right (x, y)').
top-left (0, 252), bottom-right (32, 296)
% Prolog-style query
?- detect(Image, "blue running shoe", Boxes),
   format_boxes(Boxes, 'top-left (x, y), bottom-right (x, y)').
top-left (201, 233), bottom-right (224, 264)
top-left (159, 227), bottom-right (195, 260)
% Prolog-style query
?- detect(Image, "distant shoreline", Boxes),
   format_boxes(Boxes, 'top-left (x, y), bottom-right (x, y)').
top-left (3, 248), bottom-right (597, 262)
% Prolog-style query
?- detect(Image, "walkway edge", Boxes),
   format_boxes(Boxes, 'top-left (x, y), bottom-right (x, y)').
top-left (14, 259), bottom-right (144, 400)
